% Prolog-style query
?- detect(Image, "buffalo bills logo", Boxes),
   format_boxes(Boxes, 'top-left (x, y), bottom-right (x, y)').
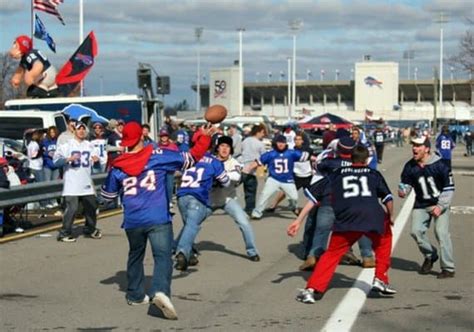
top-left (364, 76), bottom-right (382, 88)
top-left (214, 80), bottom-right (227, 98)
top-left (75, 53), bottom-right (94, 65)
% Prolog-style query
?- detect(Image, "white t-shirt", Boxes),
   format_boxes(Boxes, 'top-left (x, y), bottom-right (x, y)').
top-left (54, 139), bottom-right (99, 196)
top-left (27, 141), bottom-right (43, 171)
top-left (284, 130), bottom-right (296, 149)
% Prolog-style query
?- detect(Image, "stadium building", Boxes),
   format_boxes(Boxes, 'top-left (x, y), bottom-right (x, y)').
top-left (194, 61), bottom-right (473, 123)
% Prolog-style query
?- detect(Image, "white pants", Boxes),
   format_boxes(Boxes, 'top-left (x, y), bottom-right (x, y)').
top-left (252, 177), bottom-right (298, 218)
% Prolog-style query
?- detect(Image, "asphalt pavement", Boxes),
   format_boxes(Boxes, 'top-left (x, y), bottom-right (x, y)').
top-left (1, 143), bottom-right (473, 331)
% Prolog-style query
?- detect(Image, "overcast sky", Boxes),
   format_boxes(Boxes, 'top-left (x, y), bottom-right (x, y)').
top-left (1, 0), bottom-right (472, 107)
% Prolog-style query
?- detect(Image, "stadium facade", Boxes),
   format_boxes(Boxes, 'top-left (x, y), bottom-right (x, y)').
top-left (193, 61), bottom-right (473, 122)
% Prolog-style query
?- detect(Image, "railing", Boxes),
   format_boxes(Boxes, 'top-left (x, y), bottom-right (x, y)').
top-left (0, 174), bottom-right (108, 209)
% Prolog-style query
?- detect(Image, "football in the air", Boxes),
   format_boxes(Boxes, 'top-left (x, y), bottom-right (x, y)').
top-left (205, 104), bottom-right (228, 124)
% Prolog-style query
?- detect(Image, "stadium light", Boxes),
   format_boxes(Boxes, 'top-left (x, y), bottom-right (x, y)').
top-left (435, 11), bottom-right (448, 118)
top-left (320, 69), bottom-right (325, 81)
top-left (306, 69), bottom-right (312, 80)
top-left (237, 28), bottom-right (245, 116)
top-left (403, 49), bottom-right (415, 80)
top-left (414, 67), bottom-right (418, 80)
top-left (335, 69), bottom-right (340, 81)
top-left (287, 57), bottom-right (292, 121)
top-left (289, 19), bottom-right (303, 119)
top-left (450, 66), bottom-right (454, 80)
top-left (195, 27), bottom-right (204, 112)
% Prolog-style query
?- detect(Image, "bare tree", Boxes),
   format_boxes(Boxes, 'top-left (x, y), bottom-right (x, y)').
top-left (449, 18), bottom-right (474, 79)
top-left (0, 52), bottom-right (26, 107)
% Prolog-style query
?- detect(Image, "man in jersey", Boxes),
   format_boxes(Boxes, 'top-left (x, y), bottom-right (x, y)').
top-left (9, 35), bottom-right (58, 98)
top-left (288, 145), bottom-right (396, 303)
top-left (266, 133), bottom-right (314, 214)
top-left (352, 127), bottom-right (378, 169)
top-left (249, 135), bottom-right (310, 220)
top-left (53, 122), bottom-right (101, 242)
top-left (100, 121), bottom-right (214, 319)
top-left (106, 119), bottom-right (125, 169)
top-left (435, 125), bottom-right (455, 170)
top-left (399, 136), bottom-right (455, 279)
top-left (90, 122), bottom-right (108, 174)
top-left (174, 151), bottom-right (230, 271)
top-left (373, 126), bottom-right (385, 164)
top-left (175, 123), bottom-right (190, 152)
top-left (209, 136), bottom-right (260, 262)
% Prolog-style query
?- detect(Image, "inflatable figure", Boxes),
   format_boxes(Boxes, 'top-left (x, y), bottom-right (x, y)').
top-left (9, 35), bottom-right (58, 98)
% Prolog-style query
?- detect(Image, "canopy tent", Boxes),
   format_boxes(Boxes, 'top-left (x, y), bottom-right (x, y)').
top-left (62, 103), bottom-right (108, 124)
top-left (299, 113), bottom-right (353, 130)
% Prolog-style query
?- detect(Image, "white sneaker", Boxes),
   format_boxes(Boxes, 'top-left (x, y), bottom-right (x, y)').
top-left (296, 288), bottom-right (315, 304)
top-left (152, 292), bottom-right (178, 320)
top-left (53, 211), bottom-right (63, 217)
top-left (15, 227), bottom-right (25, 233)
top-left (127, 294), bottom-right (150, 306)
top-left (372, 278), bottom-right (397, 295)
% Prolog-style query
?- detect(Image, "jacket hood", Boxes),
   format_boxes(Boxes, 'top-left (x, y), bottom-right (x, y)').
top-left (112, 145), bottom-right (153, 176)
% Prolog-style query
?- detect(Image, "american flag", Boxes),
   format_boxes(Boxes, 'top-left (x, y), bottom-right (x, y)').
top-left (33, 0), bottom-right (65, 25)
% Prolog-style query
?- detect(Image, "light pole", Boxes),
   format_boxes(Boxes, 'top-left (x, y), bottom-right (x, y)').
top-left (279, 70), bottom-right (284, 82)
top-left (403, 49), bottom-right (415, 80)
top-left (350, 68), bottom-right (354, 80)
top-left (195, 27), bottom-right (203, 112)
top-left (414, 67), bottom-right (418, 80)
top-left (289, 19), bottom-right (303, 119)
top-left (268, 71), bottom-right (272, 82)
top-left (436, 12), bottom-right (448, 117)
top-left (335, 69), bottom-right (340, 81)
top-left (237, 28), bottom-right (245, 116)
top-left (306, 69), bottom-right (312, 81)
top-left (450, 66), bottom-right (454, 80)
top-left (320, 69), bottom-right (325, 81)
top-left (287, 57), bottom-right (292, 121)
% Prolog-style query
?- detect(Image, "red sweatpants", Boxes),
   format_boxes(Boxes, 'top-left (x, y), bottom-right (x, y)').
top-left (306, 221), bottom-right (393, 293)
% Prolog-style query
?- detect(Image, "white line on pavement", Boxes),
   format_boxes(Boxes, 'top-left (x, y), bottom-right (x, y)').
top-left (321, 192), bottom-right (415, 332)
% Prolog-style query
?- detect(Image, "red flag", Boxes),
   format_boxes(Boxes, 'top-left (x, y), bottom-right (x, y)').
top-left (56, 31), bottom-right (98, 96)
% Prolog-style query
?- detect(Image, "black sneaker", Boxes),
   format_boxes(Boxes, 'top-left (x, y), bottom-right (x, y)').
top-left (175, 252), bottom-right (188, 271)
top-left (265, 207), bottom-right (276, 213)
top-left (419, 254), bottom-right (438, 274)
top-left (249, 255), bottom-right (260, 262)
top-left (188, 254), bottom-right (199, 266)
top-left (437, 270), bottom-right (455, 279)
top-left (85, 229), bottom-right (102, 239)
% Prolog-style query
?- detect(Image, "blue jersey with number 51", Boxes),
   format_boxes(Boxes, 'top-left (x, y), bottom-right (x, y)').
top-left (177, 154), bottom-right (229, 207)
top-left (259, 149), bottom-right (308, 183)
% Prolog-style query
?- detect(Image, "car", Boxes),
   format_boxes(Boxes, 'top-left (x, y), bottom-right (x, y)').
top-left (0, 137), bottom-right (27, 161)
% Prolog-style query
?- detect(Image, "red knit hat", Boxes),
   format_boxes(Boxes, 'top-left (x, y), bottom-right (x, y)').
top-left (15, 35), bottom-right (32, 54)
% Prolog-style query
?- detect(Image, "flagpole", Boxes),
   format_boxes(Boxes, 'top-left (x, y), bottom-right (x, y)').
top-left (79, 0), bottom-right (84, 96)
top-left (31, 0), bottom-right (34, 47)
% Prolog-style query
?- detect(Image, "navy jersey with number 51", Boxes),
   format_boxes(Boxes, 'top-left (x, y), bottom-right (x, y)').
top-left (305, 166), bottom-right (392, 234)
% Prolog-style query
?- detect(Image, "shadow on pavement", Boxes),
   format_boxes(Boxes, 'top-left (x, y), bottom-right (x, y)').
top-left (195, 240), bottom-right (248, 260)
top-left (390, 256), bottom-right (420, 272)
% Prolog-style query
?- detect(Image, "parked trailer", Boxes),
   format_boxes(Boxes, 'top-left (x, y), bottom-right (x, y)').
top-left (4, 94), bottom-right (162, 138)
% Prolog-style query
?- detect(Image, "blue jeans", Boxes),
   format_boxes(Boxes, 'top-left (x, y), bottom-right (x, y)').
top-left (357, 236), bottom-right (373, 258)
top-left (223, 198), bottom-right (258, 257)
top-left (309, 205), bottom-right (335, 257)
top-left (411, 208), bottom-right (454, 272)
top-left (166, 172), bottom-right (175, 203)
top-left (125, 223), bottom-right (174, 301)
top-left (175, 195), bottom-right (212, 260)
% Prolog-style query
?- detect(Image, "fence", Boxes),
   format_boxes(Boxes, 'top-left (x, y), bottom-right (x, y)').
top-left (0, 174), bottom-right (108, 209)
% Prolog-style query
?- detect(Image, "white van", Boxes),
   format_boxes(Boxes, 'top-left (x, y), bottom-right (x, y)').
top-left (0, 109), bottom-right (67, 141)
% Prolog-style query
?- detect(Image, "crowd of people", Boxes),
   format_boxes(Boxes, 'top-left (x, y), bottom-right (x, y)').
top-left (0, 115), bottom-right (461, 320)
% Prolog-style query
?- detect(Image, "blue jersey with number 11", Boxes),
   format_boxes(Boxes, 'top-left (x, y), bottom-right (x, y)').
top-left (260, 149), bottom-right (308, 183)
